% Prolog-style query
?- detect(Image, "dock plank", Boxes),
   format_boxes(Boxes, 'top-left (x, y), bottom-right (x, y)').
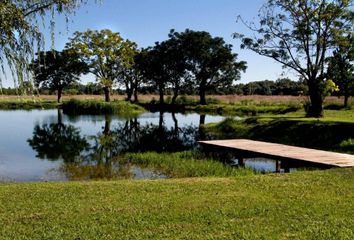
top-left (199, 139), bottom-right (354, 168)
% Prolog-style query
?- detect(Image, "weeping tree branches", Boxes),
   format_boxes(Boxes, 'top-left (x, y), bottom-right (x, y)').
top-left (0, 0), bottom-right (96, 91)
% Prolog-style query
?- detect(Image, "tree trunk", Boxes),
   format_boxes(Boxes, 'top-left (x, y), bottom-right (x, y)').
top-left (172, 85), bottom-right (179, 105)
top-left (103, 115), bottom-right (111, 135)
top-left (57, 109), bottom-right (63, 125)
top-left (126, 90), bottom-right (132, 102)
top-left (125, 82), bottom-right (133, 102)
top-left (159, 83), bottom-right (164, 105)
top-left (344, 86), bottom-right (349, 108)
top-left (104, 87), bottom-right (110, 102)
top-left (199, 114), bottom-right (206, 125)
top-left (133, 77), bottom-right (139, 102)
top-left (172, 112), bottom-right (178, 133)
top-left (57, 88), bottom-right (63, 103)
top-left (344, 95), bottom-right (349, 108)
top-left (306, 80), bottom-right (324, 118)
top-left (199, 80), bottom-right (207, 105)
top-left (133, 88), bottom-right (138, 102)
top-left (159, 111), bottom-right (164, 130)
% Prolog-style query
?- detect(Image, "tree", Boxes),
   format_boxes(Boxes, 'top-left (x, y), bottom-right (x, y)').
top-left (31, 50), bottom-right (88, 102)
top-left (235, 0), bottom-right (354, 117)
top-left (168, 30), bottom-right (247, 105)
top-left (326, 35), bottom-right (354, 107)
top-left (137, 46), bottom-right (168, 104)
top-left (66, 29), bottom-right (133, 102)
top-left (115, 43), bottom-right (144, 102)
top-left (0, 0), bottom-right (93, 88)
top-left (138, 35), bottom-right (191, 105)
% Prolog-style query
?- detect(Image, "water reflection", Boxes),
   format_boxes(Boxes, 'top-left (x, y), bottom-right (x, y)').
top-left (28, 111), bottom-right (89, 163)
top-left (27, 111), bottom-right (205, 180)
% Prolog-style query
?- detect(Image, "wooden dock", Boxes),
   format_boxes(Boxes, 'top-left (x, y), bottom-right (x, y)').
top-left (199, 139), bottom-right (354, 168)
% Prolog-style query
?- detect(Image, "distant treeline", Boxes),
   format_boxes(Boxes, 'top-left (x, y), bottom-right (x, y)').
top-left (1, 78), bottom-right (308, 96)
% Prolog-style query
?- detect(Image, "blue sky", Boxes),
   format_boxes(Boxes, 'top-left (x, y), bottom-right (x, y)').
top-left (4, 0), bottom-right (297, 87)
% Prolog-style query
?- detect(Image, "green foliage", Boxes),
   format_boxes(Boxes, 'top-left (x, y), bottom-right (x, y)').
top-left (170, 29), bottom-right (247, 104)
top-left (235, 0), bottom-right (354, 117)
top-left (190, 103), bottom-right (301, 116)
top-left (326, 35), bottom-right (354, 106)
top-left (28, 123), bottom-right (89, 162)
top-left (123, 151), bottom-right (255, 178)
top-left (61, 99), bottom-right (145, 115)
top-left (0, 0), bottom-right (93, 88)
top-left (0, 168), bottom-right (353, 239)
top-left (31, 50), bottom-right (88, 102)
top-left (66, 29), bottom-right (137, 101)
top-left (138, 29), bottom-right (247, 105)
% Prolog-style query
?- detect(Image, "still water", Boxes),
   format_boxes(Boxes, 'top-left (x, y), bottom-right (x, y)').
top-left (0, 110), bottom-right (226, 181)
top-left (0, 110), bottom-right (312, 182)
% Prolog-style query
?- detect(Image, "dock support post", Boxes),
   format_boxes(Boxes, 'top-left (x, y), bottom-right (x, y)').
top-left (276, 160), bottom-right (281, 173)
top-left (238, 157), bottom-right (245, 167)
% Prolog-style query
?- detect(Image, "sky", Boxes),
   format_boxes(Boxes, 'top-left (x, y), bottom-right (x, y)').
top-left (4, 0), bottom-right (298, 87)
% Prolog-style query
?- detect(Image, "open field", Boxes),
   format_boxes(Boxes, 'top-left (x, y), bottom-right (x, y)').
top-left (0, 94), bottom-right (351, 105)
top-left (0, 168), bottom-right (353, 239)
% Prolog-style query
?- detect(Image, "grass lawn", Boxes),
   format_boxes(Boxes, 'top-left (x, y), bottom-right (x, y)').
top-left (0, 168), bottom-right (353, 239)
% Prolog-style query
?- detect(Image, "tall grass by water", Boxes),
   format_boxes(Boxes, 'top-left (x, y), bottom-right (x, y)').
top-left (123, 151), bottom-right (255, 178)
top-left (61, 99), bottom-right (145, 115)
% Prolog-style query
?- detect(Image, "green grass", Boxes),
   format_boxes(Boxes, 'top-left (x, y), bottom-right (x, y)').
top-left (0, 99), bottom-right (57, 110)
top-left (0, 168), bottom-right (353, 239)
top-left (123, 152), bottom-right (255, 177)
top-left (142, 96), bottom-right (302, 116)
top-left (61, 99), bottom-right (146, 116)
top-left (188, 103), bottom-right (301, 116)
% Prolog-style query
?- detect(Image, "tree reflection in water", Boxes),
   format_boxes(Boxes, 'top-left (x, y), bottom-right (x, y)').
top-left (27, 111), bottom-right (203, 180)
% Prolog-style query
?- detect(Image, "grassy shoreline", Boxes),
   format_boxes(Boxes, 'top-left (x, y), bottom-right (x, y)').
top-left (1, 95), bottom-right (350, 116)
top-left (0, 168), bottom-right (353, 239)
top-left (124, 152), bottom-right (255, 177)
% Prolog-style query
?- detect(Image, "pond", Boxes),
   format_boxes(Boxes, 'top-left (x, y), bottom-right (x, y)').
top-left (0, 110), bottom-right (226, 181)
top-left (0, 110), bottom-right (322, 182)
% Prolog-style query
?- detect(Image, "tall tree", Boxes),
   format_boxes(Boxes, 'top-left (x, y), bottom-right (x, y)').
top-left (326, 35), bottom-right (354, 107)
top-left (137, 46), bottom-right (168, 104)
top-left (0, 0), bottom-right (93, 89)
top-left (66, 29), bottom-right (133, 102)
top-left (235, 0), bottom-right (354, 117)
top-left (115, 42), bottom-right (144, 102)
top-left (31, 50), bottom-right (88, 102)
top-left (172, 29), bottom-right (247, 105)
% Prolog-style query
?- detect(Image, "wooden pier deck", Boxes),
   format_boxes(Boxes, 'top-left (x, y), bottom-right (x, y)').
top-left (199, 139), bottom-right (354, 168)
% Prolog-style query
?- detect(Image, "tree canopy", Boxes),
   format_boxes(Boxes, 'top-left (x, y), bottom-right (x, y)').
top-left (235, 0), bottom-right (354, 117)
top-left (66, 29), bottom-right (137, 102)
top-left (326, 35), bottom-right (354, 107)
top-left (139, 29), bottom-right (247, 105)
top-left (174, 29), bottom-right (247, 105)
top-left (31, 50), bottom-right (88, 102)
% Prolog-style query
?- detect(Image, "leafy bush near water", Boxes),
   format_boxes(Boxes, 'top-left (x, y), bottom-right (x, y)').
top-left (123, 151), bottom-right (255, 178)
top-left (61, 99), bottom-right (145, 115)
